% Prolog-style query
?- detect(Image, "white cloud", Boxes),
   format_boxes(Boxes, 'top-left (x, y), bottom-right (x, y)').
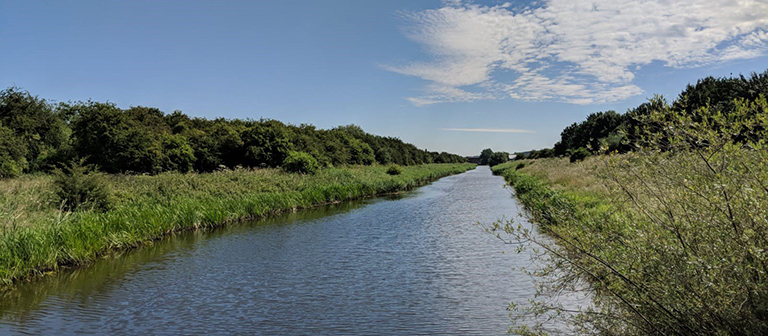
top-left (404, 84), bottom-right (496, 106)
top-left (440, 127), bottom-right (536, 133)
top-left (389, 0), bottom-right (768, 105)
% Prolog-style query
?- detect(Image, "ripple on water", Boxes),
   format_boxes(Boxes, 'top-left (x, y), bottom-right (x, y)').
top-left (0, 167), bottom-right (586, 335)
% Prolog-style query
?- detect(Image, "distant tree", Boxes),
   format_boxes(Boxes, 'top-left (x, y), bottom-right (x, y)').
top-left (554, 110), bottom-right (625, 155)
top-left (242, 119), bottom-right (293, 167)
top-left (375, 148), bottom-right (393, 164)
top-left (480, 148), bottom-right (494, 165)
top-left (0, 86), bottom-right (468, 176)
top-left (0, 87), bottom-right (69, 172)
top-left (488, 151), bottom-right (509, 167)
top-left (569, 147), bottom-right (590, 162)
top-left (69, 102), bottom-right (190, 174)
top-left (672, 70), bottom-right (768, 117)
top-left (282, 151), bottom-right (319, 174)
top-left (529, 148), bottom-right (555, 159)
top-left (0, 123), bottom-right (27, 178)
top-left (160, 134), bottom-right (196, 173)
top-left (347, 138), bottom-right (375, 165)
top-left (69, 101), bottom-right (132, 173)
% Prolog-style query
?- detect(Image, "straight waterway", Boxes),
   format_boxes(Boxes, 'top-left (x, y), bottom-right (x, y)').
top-left (0, 166), bottom-right (583, 335)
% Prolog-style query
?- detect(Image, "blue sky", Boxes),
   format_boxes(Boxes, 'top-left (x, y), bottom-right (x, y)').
top-left (2, 0), bottom-right (767, 156)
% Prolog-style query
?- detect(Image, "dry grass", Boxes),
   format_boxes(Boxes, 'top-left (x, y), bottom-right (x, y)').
top-left (0, 176), bottom-right (59, 229)
top-left (505, 157), bottom-right (611, 196)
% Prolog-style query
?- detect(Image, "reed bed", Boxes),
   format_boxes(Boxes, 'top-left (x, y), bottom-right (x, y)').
top-left (491, 150), bottom-right (768, 335)
top-left (0, 163), bottom-right (475, 288)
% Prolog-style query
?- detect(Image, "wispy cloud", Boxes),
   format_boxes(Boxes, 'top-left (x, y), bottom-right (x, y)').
top-left (389, 0), bottom-right (768, 105)
top-left (440, 127), bottom-right (536, 133)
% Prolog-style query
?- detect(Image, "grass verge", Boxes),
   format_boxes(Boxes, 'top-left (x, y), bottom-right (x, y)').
top-left (0, 163), bottom-right (475, 288)
top-left (491, 154), bottom-right (768, 335)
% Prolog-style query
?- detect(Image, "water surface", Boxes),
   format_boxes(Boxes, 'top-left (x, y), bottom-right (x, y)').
top-left (0, 166), bottom-right (567, 335)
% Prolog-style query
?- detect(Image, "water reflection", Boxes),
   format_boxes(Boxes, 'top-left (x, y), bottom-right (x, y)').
top-left (0, 167), bottom-right (581, 335)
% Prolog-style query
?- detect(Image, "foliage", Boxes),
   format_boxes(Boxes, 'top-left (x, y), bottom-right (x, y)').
top-left (0, 163), bottom-right (475, 287)
top-left (0, 87), bottom-right (467, 176)
top-left (282, 151), bottom-right (319, 174)
top-left (568, 147), bottom-right (590, 162)
top-left (549, 69), bottom-right (768, 157)
top-left (159, 133), bottom-right (196, 173)
top-left (527, 148), bottom-right (555, 159)
top-left (386, 164), bottom-right (403, 175)
top-left (492, 98), bottom-right (768, 335)
top-left (480, 148), bottom-right (493, 165)
top-left (0, 87), bottom-right (69, 172)
top-left (487, 151), bottom-right (509, 167)
top-left (53, 161), bottom-right (112, 211)
top-left (554, 110), bottom-right (624, 155)
top-left (0, 124), bottom-right (27, 178)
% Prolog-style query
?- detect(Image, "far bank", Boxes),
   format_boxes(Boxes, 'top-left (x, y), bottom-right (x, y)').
top-left (0, 163), bottom-right (475, 288)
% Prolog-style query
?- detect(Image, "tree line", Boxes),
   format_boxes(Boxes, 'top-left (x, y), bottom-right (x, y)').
top-left (517, 69), bottom-right (768, 160)
top-left (0, 87), bottom-right (466, 178)
top-left (477, 148), bottom-right (509, 166)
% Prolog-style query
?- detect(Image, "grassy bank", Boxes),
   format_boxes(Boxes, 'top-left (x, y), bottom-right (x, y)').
top-left (492, 154), bottom-right (768, 335)
top-left (0, 163), bottom-right (475, 288)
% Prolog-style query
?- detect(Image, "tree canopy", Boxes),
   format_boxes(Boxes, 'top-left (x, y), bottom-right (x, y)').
top-left (545, 69), bottom-right (768, 158)
top-left (0, 87), bottom-right (466, 177)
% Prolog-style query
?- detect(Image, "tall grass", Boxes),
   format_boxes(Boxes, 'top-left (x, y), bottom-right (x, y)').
top-left (0, 163), bottom-right (475, 288)
top-left (491, 109), bottom-right (768, 334)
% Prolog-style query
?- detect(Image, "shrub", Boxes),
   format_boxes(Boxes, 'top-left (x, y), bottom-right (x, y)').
top-left (282, 151), bottom-right (319, 174)
top-left (488, 151), bottom-right (509, 167)
top-left (515, 162), bottom-right (525, 170)
top-left (53, 161), bottom-right (112, 211)
top-left (0, 157), bottom-right (25, 178)
top-left (569, 147), bottom-right (590, 162)
top-left (0, 130), bottom-right (28, 178)
top-left (160, 133), bottom-right (196, 173)
top-left (499, 98), bottom-right (768, 335)
top-left (386, 164), bottom-right (403, 175)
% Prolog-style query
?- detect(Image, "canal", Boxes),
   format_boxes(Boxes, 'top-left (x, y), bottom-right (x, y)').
top-left (0, 166), bottom-right (576, 335)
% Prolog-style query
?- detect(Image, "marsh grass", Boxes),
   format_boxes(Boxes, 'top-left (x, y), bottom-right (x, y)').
top-left (0, 163), bottom-right (474, 288)
top-left (491, 98), bottom-right (768, 335)
top-left (492, 158), bottom-right (608, 196)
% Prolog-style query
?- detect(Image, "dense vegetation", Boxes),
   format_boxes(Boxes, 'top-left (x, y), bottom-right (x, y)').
top-left (0, 87), bottom-right (465, 178)
top-left (0, 86), bottom-right (473, 287)
top-left (515, 69), bottom-right (768, 159)
top-left (478, 148), bottom-right (509, 166)
top-left (491, 70), bottom-right (768, 334)
top-left (0, 163), bottom-right (475, 287)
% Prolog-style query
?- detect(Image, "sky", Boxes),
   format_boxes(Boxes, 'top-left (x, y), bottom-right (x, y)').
top-left (1, 0), bottom-right (767, 156)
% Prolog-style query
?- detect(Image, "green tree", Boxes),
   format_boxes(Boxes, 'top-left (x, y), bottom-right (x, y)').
top-left (242, 119), bottom-right (293, 167)
top-left (0, 123), bottom-right (27, 178)
top-left (282, 151), bottom-right (319, 174)
top-left (0, 87), bottom-right (69, 172)
top-left (488, 151), bottom-right (509, 166)
top-left (160, 133), bottom-right (196, 173)
top-left (347, 138), bottom-right (375, 165)
top-left (480, 148), bottom-right (494, 165)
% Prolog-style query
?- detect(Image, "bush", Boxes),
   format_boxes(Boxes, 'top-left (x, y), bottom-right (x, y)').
top-left (282, 151), bottom-right (319, 174)
top-left (569, 147), bottom-right (590, 162)
top-left (488, 151), bottom-right (509, 167)
top-left (386, 164), bottom-right (403, 175)
top-left (0, 123), bottom-right (28, 178)
top-left (160, 133), bottom-right (196, 173)
top-left (53, 161), bottom-right (112, 211)
top-left (0, 157), bottom-right (24, 178)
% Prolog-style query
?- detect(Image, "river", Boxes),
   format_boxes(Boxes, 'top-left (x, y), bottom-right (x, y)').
top-left (0, 166), bottom-right (578, 335)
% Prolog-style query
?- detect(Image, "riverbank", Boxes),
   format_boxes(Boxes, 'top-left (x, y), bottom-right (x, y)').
top-left (0, 163), bottom-right (475, 288)
top-left (492, 153), bottom-right (768, 335)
